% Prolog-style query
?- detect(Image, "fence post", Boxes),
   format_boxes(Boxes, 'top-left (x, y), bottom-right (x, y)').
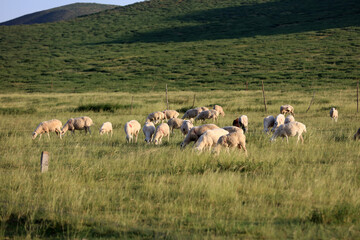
top-left (40, 151), bottom-right (49, 173)
top-left (130, 96), bottom-right (134, 115)
top-left (261, 81), bottom-right (267, 113)
top-left (191, 94), bottom-right (196, 108)
top-left (306, 91), bottom-right (315, 113)
top-left (166, 84), bottom-right (169, 110)
top-left (357, 81), bottom-right (359, 113)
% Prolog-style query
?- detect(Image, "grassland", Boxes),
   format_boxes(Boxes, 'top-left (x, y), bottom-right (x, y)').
top-left (1, 89), bottom-right (359, 239)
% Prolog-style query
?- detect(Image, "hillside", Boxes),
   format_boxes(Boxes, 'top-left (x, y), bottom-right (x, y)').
top-left (0, 3), bottom-right (118, 26)
top-left (0, 0), bottom-right (359, 93)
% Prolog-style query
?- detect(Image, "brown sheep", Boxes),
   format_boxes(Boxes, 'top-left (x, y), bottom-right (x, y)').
top-left (180, 124), bottom-right (219, 148)
top-left (214, 130), bottom-right (247, 155)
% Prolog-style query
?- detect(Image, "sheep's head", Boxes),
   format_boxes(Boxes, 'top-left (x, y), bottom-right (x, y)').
top-left (32, 132), bottom-right (38, 140)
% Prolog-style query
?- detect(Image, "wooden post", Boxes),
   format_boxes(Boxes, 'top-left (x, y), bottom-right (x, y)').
top-left (306, 91), bottom-right (315, 113)
top-left (165, 84), bottom-right (169, 110)
top-left (246, 81), bottom-right (248, 91)
top-left (192, 94), bottom-right (196, 108)
top-left (261, 81), bottom-right (267, 113)
top-left (40, 151), bottom-right (49, 173)
top-left (130, 96), bottom-right (134, 115)
top-left (357, 81), bottom-right (359, 113)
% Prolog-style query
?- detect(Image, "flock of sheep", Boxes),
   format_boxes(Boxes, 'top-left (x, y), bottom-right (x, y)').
top-left (32, 104), bottom-right (360, 154)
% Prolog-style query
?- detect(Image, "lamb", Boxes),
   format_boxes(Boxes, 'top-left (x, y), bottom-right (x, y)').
top-left (32, 119), bottom-right (62, 140)
top-left (99, 122), bottom-right (113, 136)
top-left (270, 121), bottom-right (307, 144)
top-left (180, 119), bottom-right (194, 136)
top-left (180, 124), bottom-right (219, 148)
top-left (124, 120), bottom-right (141, 143)
top-left (61, 116), bottom-right (93, 136)
top-left (280, 104), bottom-right (295, 116)
top-left (143, 122), bottom-right (155, 143)
top-left (195, 109), bottom-right (219, 122)
top-left (167, 118), bottom-right (184, 133)
top-left (193, 128), bottom-right (229, 152)
top-left (330, 108), bottom-right (338, 122)
top-left (284, 115), bottom-right (295, 124)
top-left (146, 111), bottom-right (166, 124)
top-left (214, 129), bottom-right (247, 155)
top-left (213, 105), bottom-right (225, 116)
top-left (181, 107), bottom-right (208, 119)
top-left (163, 110), bottom-right (180, 119)
top-left (263, 115), bottom-right (275, 133)
top-left (354, 128), bottom-right (360, 140)
top-left (271, 114), bottom-right (285, 132)
top-left (152, 123), bottom-right (170, 145)
top-left (233, 115), bottom-right (248, 133)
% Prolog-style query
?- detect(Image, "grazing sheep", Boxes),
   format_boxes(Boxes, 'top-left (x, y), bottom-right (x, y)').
top-left (354, 128), bottom-right (360, 140)
top-left (61, 116), bottom-right (93, 136)
top-left (330, 108), bottom-right (338, 122)
top-left (213, 105), bottom-right (225, 116)
top-left (181, 124), bottom-right (219, 148)
top-left (181, 107), bottom-right (208, 119)
top-left (270, 121), bottom-right (307, 144)
top-left (195, 109), bottom-right (219, 122)
top-left (163, 110), bottom-right (180, 119)
top-left (263, 115), bottom-right (275, 133)
top-left (214, 129), bottom-right (247, 155)
top-left (99, 122), bottom-right (113, 136)
top-left (32, 119), bottom-right (62, 140)
top-left (124, 120), bottom-right (141, 143)
top-left (152, 123), bottom-right (170, 145)
top-left (222, 126), bottom-right (244, 133)
top-left (193, 128), bottom-right (229, 152)
top-left (146, 111), bottom-right (166, 124)
top-left (143, 122), bottom-right (155, 143)
top-left (280, 104), bottom-right (295, 116)
top-left (285, 115), bottom-right (295, 124)
top-left (271, 114), bottom-right (285, 132)
top-left (167, 118), bottom-right (184, 133)
top-left (180, 119), bottom-right (194, 136)
top-left (233, 115), bottom-right (248, 133)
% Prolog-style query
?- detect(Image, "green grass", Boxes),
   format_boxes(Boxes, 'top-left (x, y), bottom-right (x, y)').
top-left (1, 90), bottom-right (359, 238)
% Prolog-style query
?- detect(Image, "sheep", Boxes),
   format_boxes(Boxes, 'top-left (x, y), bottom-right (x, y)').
top-left (222, 126), bottom-right (244, 133)
top-left (181, 107), bottom-right (208, 119)
top-left (152, 123), bottom-right (170, 145)
top-left (213, 105), bottom-right (225, 116)
top-left (354, 128), bottom-right (360, 140)
top-left (270, 121), bottom-right (307, 144)
top-left (280, 104), bottom-right (295, 116)
top-left (146, 111), bottom-right (166, 124)
top-left (124, 120), bottom-right (141, 143)
top-left (143, 122), bottom-right (155, 143)
top-left (180, 124), bottom-right (219, 148)
top-left (330, 108), bottom-right (338, 122)
top-left (271, 114), bottom-right (285, 132)
top-left (163, 110), bottom-right (180, 119)
top-left (214, 129), bottom-right (247, 155)
top-left (99, 122), bottom-right (113, 136)
top-left (167, 118), bottom-right (184, 134)
top-left (32, 119), bottom-right (62, 140)
top-left (180, 119), bottom-right (194, 136)
top-left (193, 128), bottom-right (229, 152)
top-left (233, 115), bottom-right (248, 133)
top-left (263, 115), bottom-right (275, 133)
top-left (284, 115), bottom-right (295, 124)
top-left (195, 109), bottom-right (219, 122)
top-left (61, 116), bottom-right (93, 136)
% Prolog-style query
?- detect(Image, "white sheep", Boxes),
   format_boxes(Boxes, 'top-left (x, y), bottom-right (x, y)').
top-left (167, 118), bottom-right (184, 133)
top-left (124, 120), bottom-right (141, 143)
top-left (284, 115), bottom-right (295, 124)
top-left (354, 128), bottom-right (360, 140)
top-left (213, 105), bottom-right (225, 116)
top-left (233, 115), bottom-right (248, 133)
top-left (180, 119), bottom-right (194, 136)
top-left (152, 123), bottom-right (170, 145)
top-left (181, 107), bottom-right (208, 119)
top-left (195, 109), bottom-right (219, 122)
top-left (99, 122), bottom-right (113, 136)
top-left (61, 116), bottom-right (93, 136)
top-left (214, 129), bottom-right (247, 155)
top-left (270, 121), bottom-right (307, 144)
top-left (163, 110), bottom-right (180, 119)
top-left (143, 122), bottom-right (155, 143)
top-left (193, 128), bottom-right (229, 152)
top-left (263, 115), bottom-right (275, 133)
top-left (32, 119), bottom-right (62, 140)
top-left (330, 108), bottom-right (338, 122)
top-left (181, 124), bottom-right (219, 148)
top-left (280, 104), bottom-right (295, 116)
top-left (271, 114), bottom-right (285, 132)
top-left (222, 126), bottom-right (243, 133)
top-left (146, 111), bottom-right (166, 124)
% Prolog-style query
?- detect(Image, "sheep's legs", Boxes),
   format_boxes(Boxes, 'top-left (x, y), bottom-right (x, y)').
top-left (47, 132), bottom-right (50, 139)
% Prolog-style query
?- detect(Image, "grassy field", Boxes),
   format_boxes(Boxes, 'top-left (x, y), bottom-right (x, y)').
top-left (1, 89), bottom-right (359, 239)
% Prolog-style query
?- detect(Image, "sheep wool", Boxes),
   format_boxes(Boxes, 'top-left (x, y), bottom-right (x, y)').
top-left (214, 129), bottom-right (247, 155)
top-left (233, 115), bottom-right (248, 133)
top-left (163, 110), bottom-right (180, 120)
top-left (280, 104), bottom-right (295, 116)
top-left (152, 123), bottom-right (170, 145)
top-left (143, 122), bottom-right (156, 143)
top-left (124, 120), bottom-right (141, 143)
top-left (99, 122), bottom-right (113, 136)
top-left (193, 128), bottom-right (229, 152)
top-left (213, 105), bottom-right (225, 116)
top-left (32, 119), bottom-right (62, 140)
top-left (330, 108), bottom-right (338, 122)
top-left (263, 115), bottom-right (275, 133)
top-left (284, 115), bottom-right (295, 124)
top-left (354, 128), bottom-right (360, 140)
top-left (180, 119), bottom-right (194, 136)
top-left (181, 124), bottom-right (219, 148)
top-left (167, 118), bottom-right (184, 133)
top-left (270, 121), bottom-right (306, 144)
top-left (61, 116), bottom-right (93, 136)
top-left (271, 114), bottom-right (285, 132)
